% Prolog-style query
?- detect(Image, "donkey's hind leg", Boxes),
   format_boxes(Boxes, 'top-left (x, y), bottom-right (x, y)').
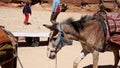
top-left (73, 49), bottom-right (89, 68)
top-left (113, 50), bottom-right (119, 68)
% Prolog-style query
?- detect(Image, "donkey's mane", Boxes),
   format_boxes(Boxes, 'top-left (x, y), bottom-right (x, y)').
top-left (62, 15), bottom-right (94, 32)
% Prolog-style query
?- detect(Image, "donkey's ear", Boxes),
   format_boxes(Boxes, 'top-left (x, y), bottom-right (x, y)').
top-left (43, 24), bottom-right (57, 30)
top-left (43, 24), bottom-right (52, 29)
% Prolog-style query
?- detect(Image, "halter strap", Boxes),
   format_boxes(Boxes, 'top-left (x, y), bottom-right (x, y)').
top-left (60, 24), bottom-right (64, 37)
top-left (55, 24), bottom-right (64, 50)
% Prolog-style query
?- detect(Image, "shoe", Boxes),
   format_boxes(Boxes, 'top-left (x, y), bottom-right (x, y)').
top-left (27, 23), bottom-right (32, 25)
top-left (24, 22), bottom-right (32, 25)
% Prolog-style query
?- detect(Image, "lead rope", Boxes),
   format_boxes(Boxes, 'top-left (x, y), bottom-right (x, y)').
top-left (15, 42), bottom-right (24, 68)
top-left (55, 24), bottom-right (61, 68)
top-left (55, 54), bottom-right (57, 68)
top-left (16, 43), bottom-right (24, 68)
top-left (55, 24), bottom-right (64, 68)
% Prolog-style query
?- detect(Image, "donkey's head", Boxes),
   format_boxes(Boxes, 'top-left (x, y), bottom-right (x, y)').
top-left (43, 23), bottom-right (73, 59)
top-left (43, 16), bottom-right (99, 59)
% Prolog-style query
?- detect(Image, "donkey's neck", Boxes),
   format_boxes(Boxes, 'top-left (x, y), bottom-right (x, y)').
top-left (62, 24), bottom-right (80, 41)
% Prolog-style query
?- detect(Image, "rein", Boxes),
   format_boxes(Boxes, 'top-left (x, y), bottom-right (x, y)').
top-left (55, 24), bottom-right (64, 50)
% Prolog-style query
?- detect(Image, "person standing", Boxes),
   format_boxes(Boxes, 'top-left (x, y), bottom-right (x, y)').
top-left (23, 2), bottom-right (32, 25)
top-left (50, 0), bottom-right (61, 25)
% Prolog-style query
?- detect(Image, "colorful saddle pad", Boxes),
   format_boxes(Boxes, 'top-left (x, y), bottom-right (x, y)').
top-left (108, 13), bottom-right (120, 33)
top-left (106, 13), bottom-right (120, 45)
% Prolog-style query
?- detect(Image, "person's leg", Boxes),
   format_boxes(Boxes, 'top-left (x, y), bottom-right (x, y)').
top-left (53, 12), bottom-right (59, 21)
top-left (50, 12), bottom-right (55, 23)
top-left (24, 13), bottom-right (29, 24)
top-left (50, 12), bottom-right (59, 24)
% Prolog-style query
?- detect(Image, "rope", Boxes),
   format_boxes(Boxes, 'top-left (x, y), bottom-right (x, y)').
top-left (16, 43), bottom-right (24, 68)
top-left (17, 56), bottom-right (24, 68)
top-left (55, 54), bottom-right (57, 68)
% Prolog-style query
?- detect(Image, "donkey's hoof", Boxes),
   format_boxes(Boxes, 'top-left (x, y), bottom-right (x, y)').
top-left (73, 63), bottom-right (78, 68)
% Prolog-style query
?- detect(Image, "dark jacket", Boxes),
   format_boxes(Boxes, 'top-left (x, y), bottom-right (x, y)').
top-left (23, 2), bottom-right (32, 14)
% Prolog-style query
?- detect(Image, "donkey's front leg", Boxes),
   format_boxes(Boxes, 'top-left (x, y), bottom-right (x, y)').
top-left (73, 50), bottom-right (89, 68)
top-left (93, 50), bottom-right (99, 68)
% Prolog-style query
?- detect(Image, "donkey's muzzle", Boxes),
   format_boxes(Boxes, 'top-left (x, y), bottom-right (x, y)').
top-left (49, 52), bottom-right (56, 59)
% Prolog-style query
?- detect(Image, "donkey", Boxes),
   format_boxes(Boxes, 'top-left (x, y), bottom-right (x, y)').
top-left (0, 26), bottom-right (17, 68)
top-left (43, 15), bottom-right (120, 68)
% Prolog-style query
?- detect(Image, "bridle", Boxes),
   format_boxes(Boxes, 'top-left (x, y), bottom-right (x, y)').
top-left (54, 24), bottom-right (65, 68)
top-left (55, 24), bottom-right (65, 51)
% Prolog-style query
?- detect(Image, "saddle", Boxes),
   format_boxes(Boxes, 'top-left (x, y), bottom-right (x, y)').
top-left (0, 28), bottom-right (11, 44)
top-left (0, 27), bottom-right (16, 65)
top-left (106, 13), bottom-right (120, 45)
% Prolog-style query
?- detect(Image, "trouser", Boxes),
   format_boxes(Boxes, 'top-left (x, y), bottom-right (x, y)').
top-left (50, 12), bottom-right (59, 23)
top-left (24, 13), bottom-right (29, 24)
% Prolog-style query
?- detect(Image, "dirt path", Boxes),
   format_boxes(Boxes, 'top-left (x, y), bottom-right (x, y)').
top-left (0, 5), bottom-right (119, 68)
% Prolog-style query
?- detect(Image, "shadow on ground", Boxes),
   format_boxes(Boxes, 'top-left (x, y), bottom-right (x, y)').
top-left (18, 41), bottom-right (48, 47)
top-left (84, 65), bottom-right (120, 68)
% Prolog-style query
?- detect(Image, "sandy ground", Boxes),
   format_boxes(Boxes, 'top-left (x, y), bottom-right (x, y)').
top-left (0, 4), bottom-right (120, 68)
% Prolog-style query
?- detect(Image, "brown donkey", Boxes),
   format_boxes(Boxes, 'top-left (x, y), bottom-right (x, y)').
top-left (0, 26), bottom-right (17, 68)
top-left (43, 15), bottom-right (120, 68)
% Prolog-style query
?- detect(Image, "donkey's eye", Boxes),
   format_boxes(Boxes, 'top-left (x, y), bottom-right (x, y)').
top-left (50, 51), bottom-right (55, 52)
top-left (53, 38), bottom-right (57, 41)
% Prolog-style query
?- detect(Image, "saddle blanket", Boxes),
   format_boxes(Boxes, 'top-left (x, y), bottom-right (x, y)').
top-left (110, 34), bottom-right (120, 45)
top-left (108, 13), bottom-right (120, 33)
top-left (106, 13), bottom-right (120, 45)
